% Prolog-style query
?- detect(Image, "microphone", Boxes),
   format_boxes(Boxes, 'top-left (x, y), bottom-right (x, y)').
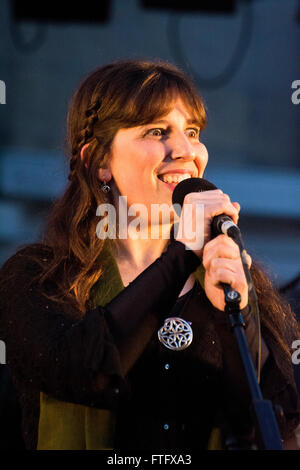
top-left (172, 177), bottom-right (241, 245)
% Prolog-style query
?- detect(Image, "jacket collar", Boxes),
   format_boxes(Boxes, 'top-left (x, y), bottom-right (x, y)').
top-left (89, 240), bottom-right (205, 308)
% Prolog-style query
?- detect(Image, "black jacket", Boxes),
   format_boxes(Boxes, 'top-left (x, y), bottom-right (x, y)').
top-left (0, 241), bottom-right (299, 450)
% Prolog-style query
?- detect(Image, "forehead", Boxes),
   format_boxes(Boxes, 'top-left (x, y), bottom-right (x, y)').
top-left (137, 93), bottom-right (203, 128)
top-left (152, 99), bottom-right (196, 123)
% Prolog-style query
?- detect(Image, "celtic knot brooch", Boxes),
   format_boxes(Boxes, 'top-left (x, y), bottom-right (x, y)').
top-left (158, 317), bottom-right (193, 351)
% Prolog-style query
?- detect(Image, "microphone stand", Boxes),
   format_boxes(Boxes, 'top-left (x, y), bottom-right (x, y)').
top-left (171, 177), bottom-right (284, 448)
top-left (222, 283), bottom-right (284, 450)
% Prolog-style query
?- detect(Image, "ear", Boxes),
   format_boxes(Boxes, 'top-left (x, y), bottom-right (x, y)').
top-left (97, 167), bottom-right (112, 182)
top-left (80, 143), bottom-right (90, 168)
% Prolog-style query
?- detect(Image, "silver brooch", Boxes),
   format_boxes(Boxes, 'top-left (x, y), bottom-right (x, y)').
top-left (158, 317), bottom-right (193, 351)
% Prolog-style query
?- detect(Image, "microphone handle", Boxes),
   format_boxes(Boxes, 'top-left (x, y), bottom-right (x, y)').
top-left (221, 282), bottom-right (242, 306)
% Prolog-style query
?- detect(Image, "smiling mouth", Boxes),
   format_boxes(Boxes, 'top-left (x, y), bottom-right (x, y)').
top-left (157, 173), bottom-right (192, 185)
top-left (157, 173), bottom-right (193, 192)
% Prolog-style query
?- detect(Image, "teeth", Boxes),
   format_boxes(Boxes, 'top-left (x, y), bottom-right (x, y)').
top-left (160, 173), bottom-right (191, 184)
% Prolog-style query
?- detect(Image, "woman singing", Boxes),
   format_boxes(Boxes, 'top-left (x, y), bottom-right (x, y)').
top-left (0, 59), bottom-right (299, 450)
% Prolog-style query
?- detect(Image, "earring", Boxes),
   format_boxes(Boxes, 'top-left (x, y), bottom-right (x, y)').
top-left (101, 179), bottom-right (111, 193)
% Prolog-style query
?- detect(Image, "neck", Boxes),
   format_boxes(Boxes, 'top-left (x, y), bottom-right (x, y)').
top-left (112, 223), bottom-right (195, 295)
top-left (113, 231), bottom-right (170, 270)
top-left (110, 188), bottom-right (175, 283)
top-left (113, 235), bottom-right (196, 295)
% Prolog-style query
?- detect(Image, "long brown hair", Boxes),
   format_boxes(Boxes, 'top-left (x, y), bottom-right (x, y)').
top-left (35, 59), bottom-right (207, 312)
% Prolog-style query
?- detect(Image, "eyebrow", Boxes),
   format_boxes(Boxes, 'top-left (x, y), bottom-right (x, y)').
top-left (145, 118), bottom-right (201, 127)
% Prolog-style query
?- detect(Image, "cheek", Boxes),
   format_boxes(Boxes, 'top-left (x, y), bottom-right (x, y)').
top-left (137, 143), bottom-right (165, 169)
top-left (110, 146), bottom-right (161, 195)
top-left (109, 135), bottom-right (167, 199)
top-left (196, 142), bottom-right (209, 175)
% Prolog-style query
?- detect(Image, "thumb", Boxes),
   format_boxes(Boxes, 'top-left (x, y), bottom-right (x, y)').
top-left (232, 202), bottom-right (241, 213)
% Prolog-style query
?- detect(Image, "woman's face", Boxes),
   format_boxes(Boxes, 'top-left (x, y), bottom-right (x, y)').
top-left (101, 98), bottom-right (208, 215)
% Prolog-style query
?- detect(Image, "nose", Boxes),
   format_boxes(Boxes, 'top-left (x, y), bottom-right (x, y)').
top-left (166, 132), bottom-right (195, 161)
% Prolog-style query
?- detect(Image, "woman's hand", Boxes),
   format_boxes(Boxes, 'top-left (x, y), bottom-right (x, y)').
top-left (174, 189), bottom-right (250, 310)
top-left (175, 189), bottom-right (240, 258)
top-left (202, 235), bottom-right (252, 311)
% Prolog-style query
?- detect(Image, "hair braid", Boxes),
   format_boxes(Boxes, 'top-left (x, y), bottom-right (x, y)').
top-left (68, 99), bottom-right (102, 181)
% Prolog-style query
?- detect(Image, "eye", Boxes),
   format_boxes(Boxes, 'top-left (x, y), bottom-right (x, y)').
top-left (145, 128), bottom-right (166, 137)
top-left (186, 128), bottom-right (200, 139)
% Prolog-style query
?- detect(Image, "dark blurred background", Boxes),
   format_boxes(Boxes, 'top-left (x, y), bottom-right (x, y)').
top-left (0, 0), bottom-right (299, 290)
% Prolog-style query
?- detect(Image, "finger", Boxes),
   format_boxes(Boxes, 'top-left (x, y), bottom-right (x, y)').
top-left (207, 267), bottom-right (241, 290)
top-left (207, 195), bottom-right (239, 224)
top-left (182, 192), bottom-right (239, 235)
top-left (244, 252), bottom-right (252, 269)
top-left (185, 191), bottom-right (238, 219)
top-left (184, 189), bottom-right (223, 203)
top-left (209, 257), bottom-right (242, 275)
top-left (203, 235), bottom-right (240, 270)
top-left (205, 236), bottom-right (252, 271)
top-left (232, 202), bottom-right (241, 213)
top-left (205, 233), bottom-right (238, 250)
top-left (207, 263), bottom-right (247, 294)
